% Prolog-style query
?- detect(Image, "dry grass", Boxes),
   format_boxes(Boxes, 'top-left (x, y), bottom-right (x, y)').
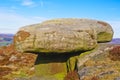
top-left (0, 44), bottom-right (37, 79)
top-left (109, 45), bottom-right (120, 61)
top-left (64, 70), bottom-right (79, 80)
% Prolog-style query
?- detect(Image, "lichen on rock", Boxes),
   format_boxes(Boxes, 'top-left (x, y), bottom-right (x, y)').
top-left (14, 31), bottom-right (30, 43)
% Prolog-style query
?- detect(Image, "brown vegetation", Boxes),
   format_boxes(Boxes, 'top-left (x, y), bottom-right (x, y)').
top-left (91, 76), bottom-right (99, 80)
top-left (64, 70), bottom-right (79, 80)
top-left (109, 45), bottom-right (120, 61)
top-left (0, 44), bottom-right (37, 79)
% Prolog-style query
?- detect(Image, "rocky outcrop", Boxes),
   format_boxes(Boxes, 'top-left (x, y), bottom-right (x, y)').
top-left (13, 18), bottom-right (114, 80)
top-left (14, 19), bottom-right (113, 53)
top-left (14, 19), bottom-right (98, 53)
top-left (77, 44), bottom-right (120, 80)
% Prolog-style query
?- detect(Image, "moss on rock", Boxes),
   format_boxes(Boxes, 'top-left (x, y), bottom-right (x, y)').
top-left (35, 62), bottom-right (67, 80)
top-left (97, 32), bottom-right (113, 42)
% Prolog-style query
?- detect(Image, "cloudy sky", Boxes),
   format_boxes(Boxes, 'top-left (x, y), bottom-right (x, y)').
top-left (0, 0), bottom-right (120, 38)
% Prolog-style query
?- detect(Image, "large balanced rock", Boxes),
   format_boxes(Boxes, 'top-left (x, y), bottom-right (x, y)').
top-left (14, 19), bottom-right (113, 53)
top-left (13, 18), bottom-right (114, 80)
top-left (14, 19), bottom-right (98, 53)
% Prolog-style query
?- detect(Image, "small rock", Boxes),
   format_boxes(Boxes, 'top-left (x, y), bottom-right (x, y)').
top-left (13, 78), bottom-right (28, 80)
top-left (98, 71), bottom-right (114, 78)
top-left (9, 55), bottom-right (17, 62)
top-left (30, 67), bottom-right (35, 71)
top-left (104, 46), bottom-right (113, 51)
top-left (78, 66), bottom-right (94, 79)
top-left (21, 56), bottom-right (25, 59)
top-left (114, 77), bottom-right (120, 80)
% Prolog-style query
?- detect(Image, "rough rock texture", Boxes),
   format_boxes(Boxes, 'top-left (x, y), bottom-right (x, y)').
top-left (43, 19), bottom-right (113, 42)
top-left (95, 21), bottom-right (113, 42)
top-left (34, 53), bottom-right (67, 80)
top-left (14, 19), bottom-right (99, 53)
top-left (34, 52), bottom-right (79, 80)
top-left (14, 19), bottom-right (113, 53)
top-left (115, 77), bottom-right (120, 80)
top-left (77, 43), bottom-right (120, 80)
top-left (67, 19), bottom-right (113, 42)
top-left (35, 62), bottom-right (67, 80)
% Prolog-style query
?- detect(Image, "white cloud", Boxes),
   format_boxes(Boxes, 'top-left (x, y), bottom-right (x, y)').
top-left (21, 0), bottom-right (45, 7)
top-left (21, 0), bottom-right (35, 7)
top-left (0, 11), bottom-right (47, 34)
top-left (108, 21), bottom-right (120, 38)
top-left (13, 0), bottom-right (44, 7)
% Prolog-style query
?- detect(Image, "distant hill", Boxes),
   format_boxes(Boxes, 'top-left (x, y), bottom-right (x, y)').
top-left (109, 38), bottom-right (120, 44)
top-left (0, 34), bottom-right (14, 46)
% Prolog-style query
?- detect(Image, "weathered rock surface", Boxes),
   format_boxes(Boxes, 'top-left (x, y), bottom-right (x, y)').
top-left (74, 19), bottom-right (113, 42)
top-left (14, 18), bottom-right (113, 53)
top-left (77, 43), bottom-right (120, 80)
top-left (34, 52), bottom-right (80, 80)
top-left (34, 53), bottom-right (67, 80)
top-left (115, 77), bottom-right (120, 80)
top-left (42, 19), bottom-right (113, 43)
top-left (14, 19), bottom-right (99, 53)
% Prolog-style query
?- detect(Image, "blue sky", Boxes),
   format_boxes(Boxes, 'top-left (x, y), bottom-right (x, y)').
top-left (0, 0), bottom-right (120, 38)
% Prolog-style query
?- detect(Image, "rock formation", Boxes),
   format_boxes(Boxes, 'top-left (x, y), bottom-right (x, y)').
top-left (13, 18), bottom-right (114, 80)
top-left (14, 19), bottom-right (113, 53)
